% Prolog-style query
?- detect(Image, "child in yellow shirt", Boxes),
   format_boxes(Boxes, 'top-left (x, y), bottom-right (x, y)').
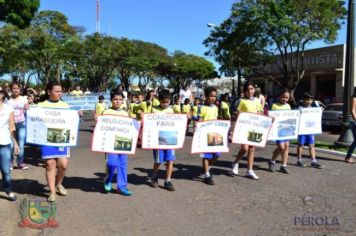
top-left (198, 87), bottom-right (220, 185)
top-left (232, 80), bottom-right (263, 180)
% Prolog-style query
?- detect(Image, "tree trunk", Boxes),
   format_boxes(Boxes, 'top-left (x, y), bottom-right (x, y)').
top-left (56, 65), bottom-right (61, 83)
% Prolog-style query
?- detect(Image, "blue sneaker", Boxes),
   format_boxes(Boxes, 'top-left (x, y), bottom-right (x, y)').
top-left (104, 182), bottom-right (112, 192)
top-left (117, 188), bottom-right (132, 196)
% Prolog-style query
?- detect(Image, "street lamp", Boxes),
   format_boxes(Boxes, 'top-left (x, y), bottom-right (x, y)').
top-left (207, 22), bottom-right (240, 97)
top-left (335, 0), bottom-right (355, 146)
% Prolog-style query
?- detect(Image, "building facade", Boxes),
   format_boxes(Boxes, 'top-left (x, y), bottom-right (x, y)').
top-left (251, 44), bottom-right (354, 104)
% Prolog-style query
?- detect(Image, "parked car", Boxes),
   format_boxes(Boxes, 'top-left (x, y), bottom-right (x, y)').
top-left (322, 103), bottom-right (343, 127)
top-left (315, 101), bottom-right (326, 110)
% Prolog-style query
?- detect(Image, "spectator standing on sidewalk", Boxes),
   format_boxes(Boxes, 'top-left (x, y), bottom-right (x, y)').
top-left (0, 90), bottom-right (19, 201)
top-left (7, 82), bottom-right (29, 170)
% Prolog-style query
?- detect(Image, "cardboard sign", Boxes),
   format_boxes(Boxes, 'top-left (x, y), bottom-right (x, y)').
top-left (92, 115), bottom-right (140, 154)
top-left (26, 107), bottom-right (79, 146)
top-left (191, 120), bottom-right (231, 154)
top-left (232, 112), bottom-right (273, 147)
top-left (298, 107), bottom-right (322, 135)
top-left (142, 114), bottom-right (187, 149)
top-left (268, 110), bottom-right (300, 140)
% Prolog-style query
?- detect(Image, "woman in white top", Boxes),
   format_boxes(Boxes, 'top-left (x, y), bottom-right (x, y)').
top-left (0, 90), bottom-right (19, 201)
top-left (7, 82), bottom-right (29, 170)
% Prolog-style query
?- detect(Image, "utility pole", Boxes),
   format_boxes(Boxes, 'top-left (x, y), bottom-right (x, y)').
top-left (336, 0), bottom-right (355, 146)
top-left (96, 0), bottom-right (101, 33)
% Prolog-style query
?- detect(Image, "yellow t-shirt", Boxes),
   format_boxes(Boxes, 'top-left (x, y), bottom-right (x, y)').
top-left (129, 103), bottom-right (136, 118)
top-left (129, 103), bottom-right (142, 119)
top-left (237, 98), bottom-right (263, 113)
top-left (271, 103), bottom-right (291, 111)
top-left (120, 102), bottom-right (127, 111)
top-left (199, 105), bottom-right (218, 121)
top-left (192, 105), bottom-right (199, 117)
top-left (182, 104), bottom-right (191, 113)
top-left (102, 108), bottom-right (128, 117)
top-left (141, 101), bottom-right (153, 113)
top-left (173, 104), bottom-right (181, 114)
top-left (70, 90), bottom-right (83, 96)
top-left (152, 106), bottom-right (174, 114)
top-left (152, 98), bottom-right (160, 107)
top-left (219, 101), bottom-right (231, 119)
top-left (37, 100), bottom-right (70, 109)
top-left (95, 102), bottom-right (106, 115)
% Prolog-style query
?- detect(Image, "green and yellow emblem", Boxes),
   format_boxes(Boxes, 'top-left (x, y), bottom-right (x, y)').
top-left (19, 198), bottom-right (58, 229)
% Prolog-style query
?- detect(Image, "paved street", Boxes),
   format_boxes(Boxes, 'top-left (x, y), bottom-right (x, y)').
top-left (1, 119), bottom-right (356, 236)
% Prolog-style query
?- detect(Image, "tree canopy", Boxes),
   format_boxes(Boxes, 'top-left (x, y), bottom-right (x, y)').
top-left (204, 0), bottom-right (346, 96)
top-left (156, 51), bottom-right (216, 95)
top-left (0, 9), bottom-right (216, 92)
top-left (0, 0), bottom-right (40, 28)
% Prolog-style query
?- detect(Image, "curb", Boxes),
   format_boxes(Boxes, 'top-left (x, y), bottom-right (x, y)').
top-left (289, 144), bottom-right (356, 158)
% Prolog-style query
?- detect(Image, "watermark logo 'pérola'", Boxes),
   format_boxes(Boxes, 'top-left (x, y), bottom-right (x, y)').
top-left (294, 215), bottom-right (341, 232)
top-left (19, 198), bottom-right (59, 229)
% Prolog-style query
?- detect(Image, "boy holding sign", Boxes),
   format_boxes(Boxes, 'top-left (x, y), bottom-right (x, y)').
top-left (198, 87), bottom-right (220, 185)
top-left (149, 89), bottom-right (176, 191)
top-left (296, 92), bottom-right (323, 169)
top-left (102, 90), bottom-right (132, 196)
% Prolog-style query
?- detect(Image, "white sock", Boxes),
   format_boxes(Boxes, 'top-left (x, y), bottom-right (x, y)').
top-left (166, 178), bottom-right (171, 182)
top-left (271, 160), bottom-right (276, 164)
top-left (312, 158), bottom-right (317, 163)
top-left (282, 164), bottom-right (287, 167)
top-left (205, 172), bottom-right (210, 178)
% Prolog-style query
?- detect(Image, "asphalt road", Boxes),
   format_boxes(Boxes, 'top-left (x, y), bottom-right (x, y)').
top-left (1, 119), bottom-right (356, 236)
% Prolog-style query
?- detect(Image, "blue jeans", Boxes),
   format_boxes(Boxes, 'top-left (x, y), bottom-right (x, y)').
top-left (0, 144), bottom-right (13, 193)
top-left (346, 121), bottom-right (356, 158)
top-left (12, 121), bottom-right (26, 165)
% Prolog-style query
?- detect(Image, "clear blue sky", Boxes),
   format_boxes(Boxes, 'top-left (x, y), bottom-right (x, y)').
top-left (40, 0), bottom-right (347, 66)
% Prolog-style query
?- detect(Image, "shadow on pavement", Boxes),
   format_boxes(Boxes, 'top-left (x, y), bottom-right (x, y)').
top-left (127, 173), bottom-right (150, 186)
top-left (24, 145), bottom-right (45, 167)
top-left (63, 175), bottom-right (106, 193)
top-left (11, 179), bottom-right (47, 197)
top-left (322, 126), bottom-right (342, 134)
top-left (288, 153), bottom-right (345, 163)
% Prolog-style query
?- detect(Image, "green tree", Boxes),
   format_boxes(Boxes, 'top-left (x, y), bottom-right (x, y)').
top-left (130, 40), bottom-right (168, 93)
top-left (67, 33), bottom-right (128, 91)
top-left (205, 0), bottom-right (346, 97)
top-left (115, 38), bottom-right (137, 91)
top-left (0, 0), bottom-right (40, 28)
top-left (24, 10), bottom-right (79, 85)
top-left (0, 24), bottom-right (31, 84)
top-left (156, 51), bottom-right (216, 96)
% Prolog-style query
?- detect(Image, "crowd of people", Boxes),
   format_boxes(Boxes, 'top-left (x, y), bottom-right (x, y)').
top-left (0, 80), bottom-right (354, 203)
